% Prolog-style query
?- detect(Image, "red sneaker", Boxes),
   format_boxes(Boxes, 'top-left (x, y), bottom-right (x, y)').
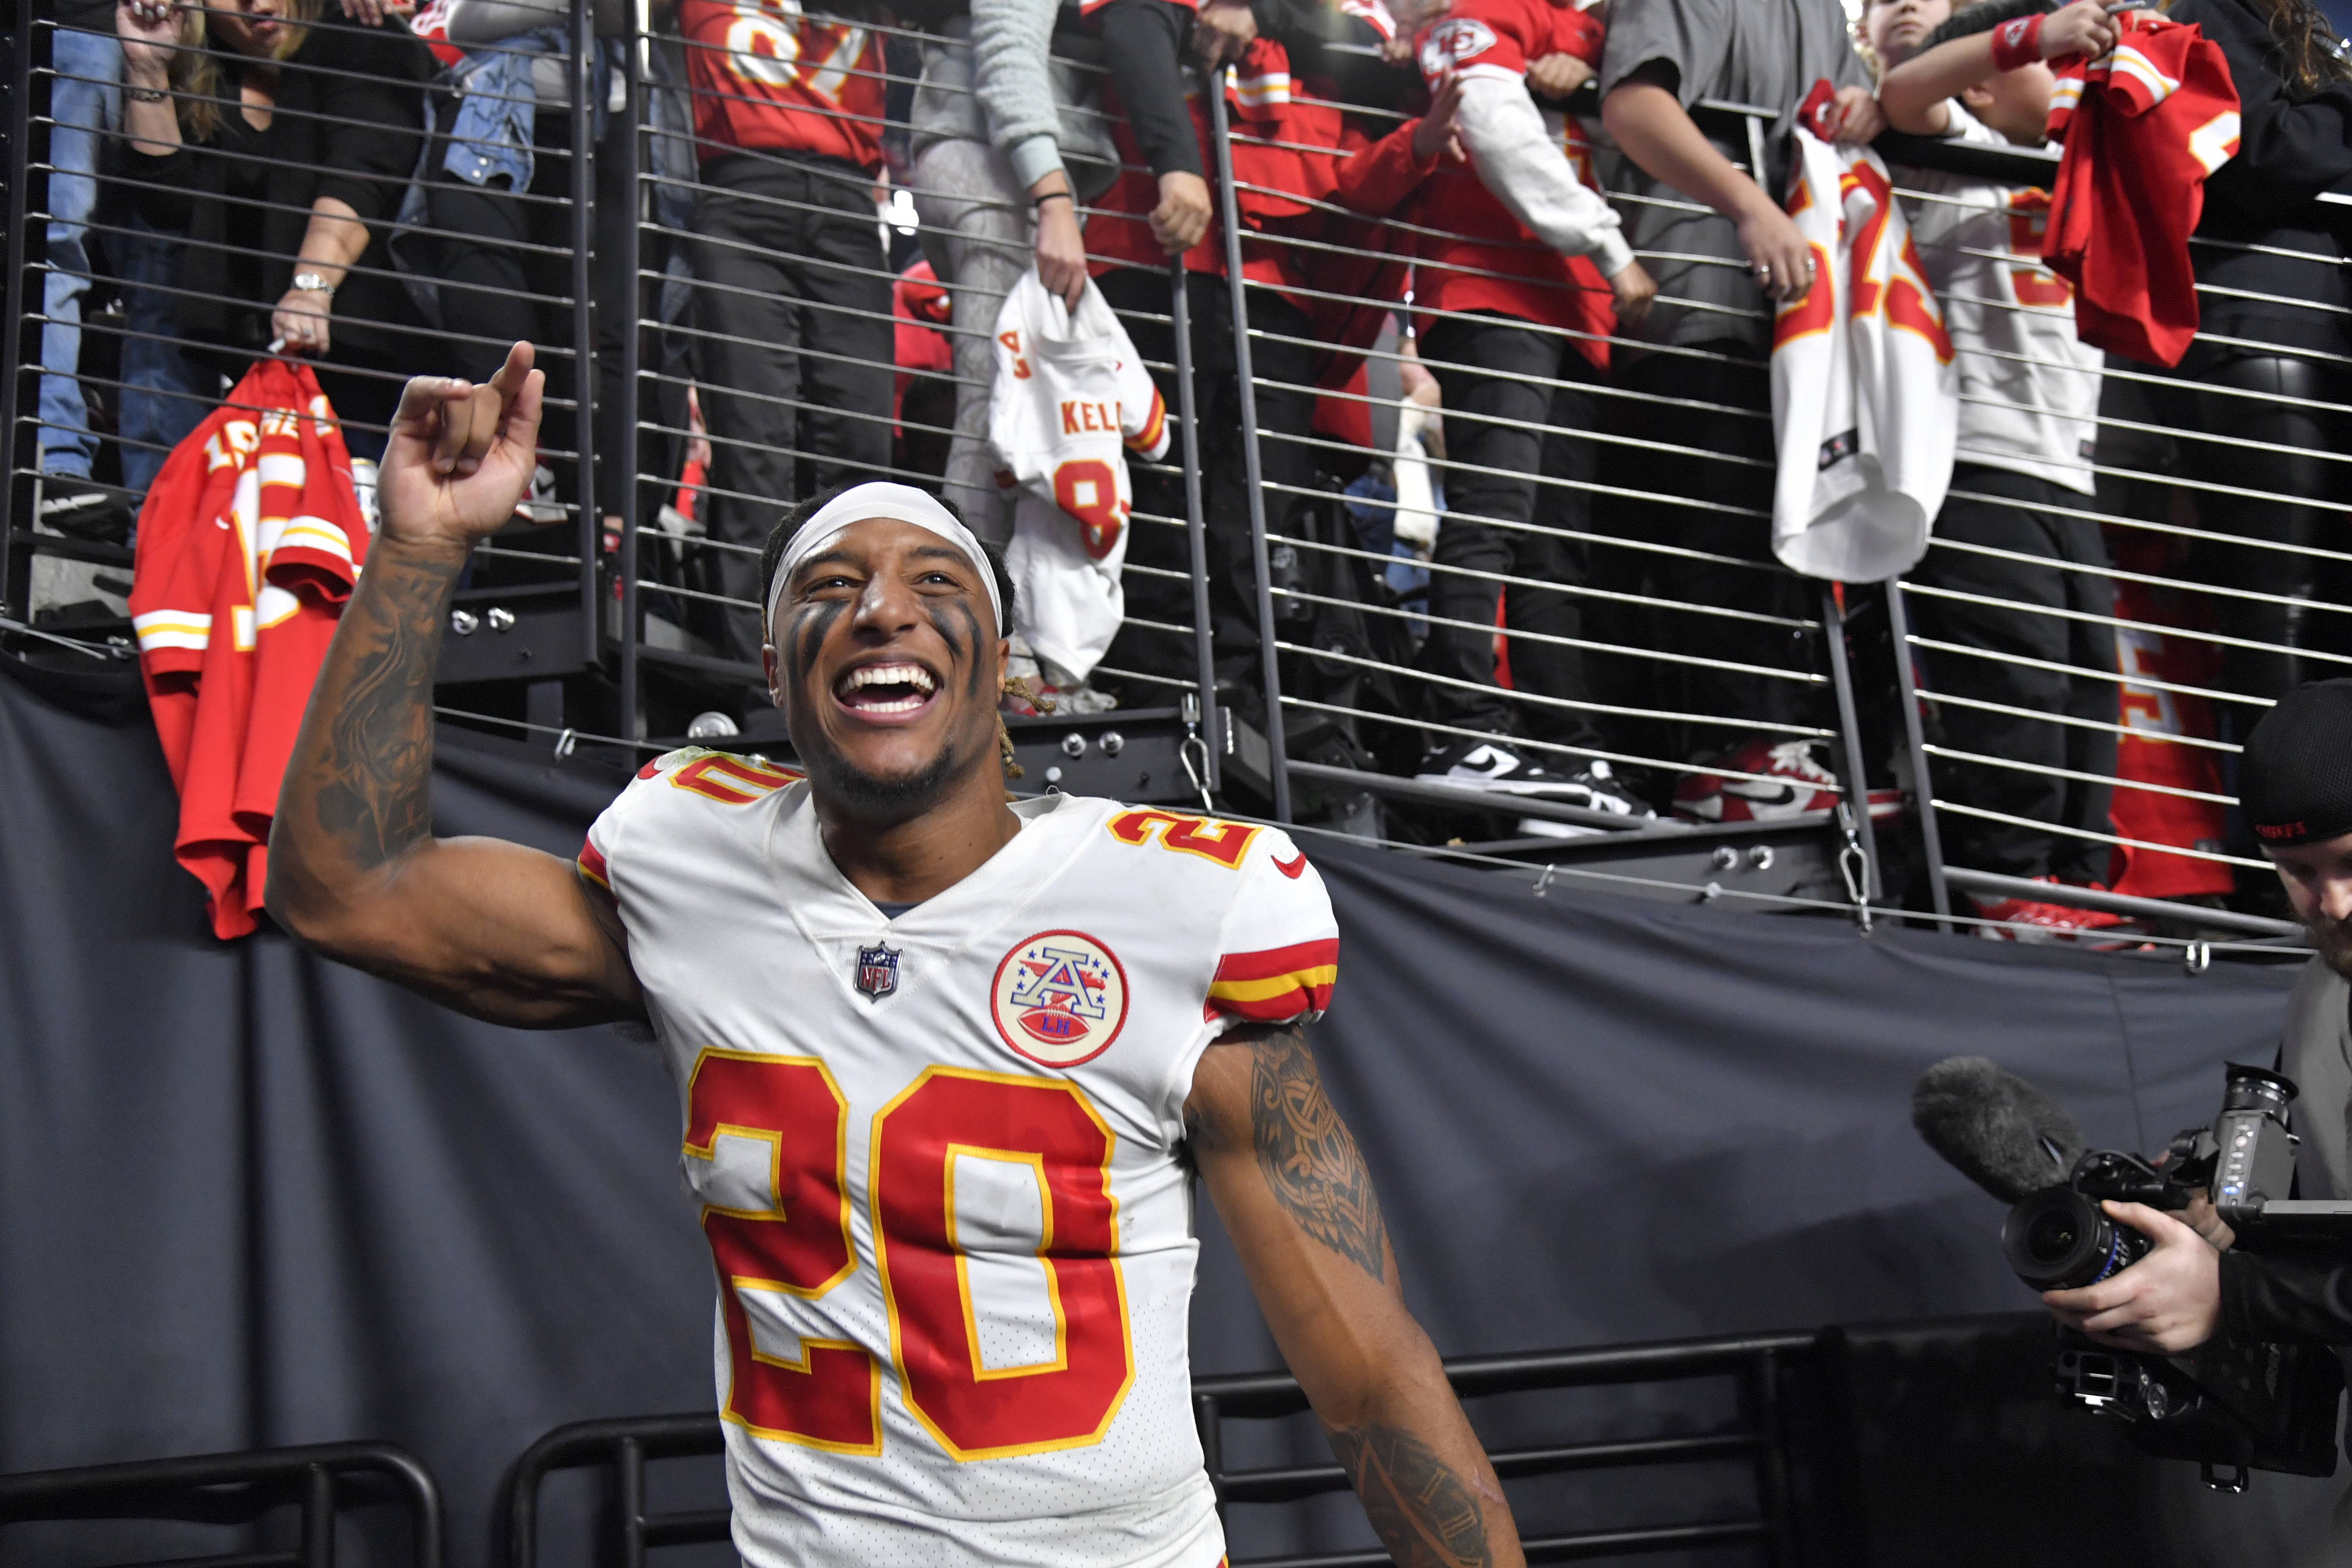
top-left (1969, 878), bottom-right (2132, 945)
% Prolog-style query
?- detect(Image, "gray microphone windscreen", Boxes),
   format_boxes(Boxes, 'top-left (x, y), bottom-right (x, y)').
top-left (1912, 1056), bottom-right (2086, 1204)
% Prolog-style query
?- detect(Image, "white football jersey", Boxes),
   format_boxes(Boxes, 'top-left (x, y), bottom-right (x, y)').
top-left (1897, 106), bottom-right (2103, 496)
top-left (579, 751), bottom-right (1338, 1568)
top-left (989, 270), bottom-right (1171, 684)
top-left (1771, 115), bottom-right (1959, 582)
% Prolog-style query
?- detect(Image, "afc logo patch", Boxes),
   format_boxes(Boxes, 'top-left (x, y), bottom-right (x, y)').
top-left (855, 942), bottom-right (902, 1002)
top-left (990, 931), bottom-right (1130, 1068)
top-left (1418, 18), bottom-right (1497, 77)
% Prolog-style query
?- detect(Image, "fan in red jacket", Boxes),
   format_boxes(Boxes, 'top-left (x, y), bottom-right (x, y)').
top-left (2045, 7), bottom-right (2242, 365)
top-left (129, 360), bottom-right (372, 939)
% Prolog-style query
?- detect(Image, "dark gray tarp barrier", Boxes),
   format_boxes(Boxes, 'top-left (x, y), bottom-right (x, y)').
top-left (0, 659), bottom-right (2337, 1565)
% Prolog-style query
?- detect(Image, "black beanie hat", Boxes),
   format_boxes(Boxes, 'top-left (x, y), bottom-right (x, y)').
top-left (2240, 679), bottom-right (2352, 848)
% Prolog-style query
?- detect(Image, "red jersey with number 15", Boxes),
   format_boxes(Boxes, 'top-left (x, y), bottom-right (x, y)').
top-left (579, 757), bottom-right (1339, 1568)
top-left (679, 0), bottom-right (885, 172)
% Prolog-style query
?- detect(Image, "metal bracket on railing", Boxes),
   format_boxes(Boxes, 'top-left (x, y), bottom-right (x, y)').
top-left (1532, 863), bottom-right (1558, 899)
top-left (2184, 940), bottom-right (2212, 977)
top-left (1836, 801), bottom-right (1874, 935)
top-left (553, 727), bottom-right (578, 761)
top-left (1179, 690), bottom-right (1214, 813)
top-left (1169, 261), bottom-right (1220, 798)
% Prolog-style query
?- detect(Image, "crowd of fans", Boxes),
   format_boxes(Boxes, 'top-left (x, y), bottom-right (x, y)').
top-left (26, 0), bottom-right (2352, 929)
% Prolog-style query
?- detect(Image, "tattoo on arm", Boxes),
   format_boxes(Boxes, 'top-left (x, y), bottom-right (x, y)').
top-left (1250, 1026), bottom-right (1388, 1282)
top-left (1327, 1422), bottom-right (1493, 1568)
top-left (308, 548), bottom-right (462, 869)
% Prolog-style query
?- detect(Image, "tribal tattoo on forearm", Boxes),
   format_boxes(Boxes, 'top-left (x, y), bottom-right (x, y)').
top-left (1249, 1026), bottom-right (1388, 1282)
top-left (1326, 1421), bottom-right (1494, 1568)
top-left (307, 547), bottom-right (463, 869)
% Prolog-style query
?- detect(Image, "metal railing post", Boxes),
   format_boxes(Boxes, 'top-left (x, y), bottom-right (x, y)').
top-left (570, 0), bottom-right (600, 667)
top-left (1206, 81), bottom-right (1290, 822)
top-left (1, 5), bottom-right (38, 615)
top-left (1169, 261), bottom-right (1220, 793)
top-left (1885, 580), bottom-right (1952, 925)
top-left (1819, 583), bottom-right (1883, 903)
top-left (301, 1461), bottom-right (336, 1568)
top-left (616, 11), bottom-right (645, 738)
top-left (616, 1435), bottom-right (647, 1568)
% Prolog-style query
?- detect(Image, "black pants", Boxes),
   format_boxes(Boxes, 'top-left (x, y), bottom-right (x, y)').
top-left (1418, 313), bottom-right (1602, 749)
top-left (2156, 351), bottom-right (2350, 702)
top-left (1908, 464), bottom-right (2117, 883)
top-left (686, 151), bottom-right (893, 665)
top-left (1597, 343), bottom-right (1818, 757)
top-left (1095, 266), bottom-right (1315, 694)
top-left (425, 107), bottom-right (630, 520)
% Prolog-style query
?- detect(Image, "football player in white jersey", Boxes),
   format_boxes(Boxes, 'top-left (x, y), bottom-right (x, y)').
top-left (265, 342), bottom-right (1527, 1568)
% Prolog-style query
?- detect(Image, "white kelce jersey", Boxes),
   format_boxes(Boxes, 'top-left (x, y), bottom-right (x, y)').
top-left (989, 270), bottom-right (1171, 685)
top-left (578, 750), bottom-right (1337, 1568)
top-left (1770, 100), bottom-right (1959, 582)
top-left (1897, 106), bottom-right (2103, 495)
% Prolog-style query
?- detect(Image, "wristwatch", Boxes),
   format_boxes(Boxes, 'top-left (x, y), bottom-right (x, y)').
top-left (292, 272), bottom-right (335, 297)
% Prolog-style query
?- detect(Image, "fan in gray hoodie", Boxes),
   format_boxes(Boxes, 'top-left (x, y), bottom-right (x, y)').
top-left (906, 0), bottom-right (1119, 547)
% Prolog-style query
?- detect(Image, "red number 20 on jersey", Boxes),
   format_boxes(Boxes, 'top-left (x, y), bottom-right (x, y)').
top-left (683, 1053), bottom-right (1134, 1459)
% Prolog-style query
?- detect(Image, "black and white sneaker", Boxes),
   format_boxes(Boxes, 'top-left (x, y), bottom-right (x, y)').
top-left (1414, 739), bottom-right (1648, 817)
top-left (38, 478), bottom-right (134, 543)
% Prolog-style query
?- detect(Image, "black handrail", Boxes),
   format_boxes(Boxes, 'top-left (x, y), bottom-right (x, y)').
top-left (1193, 1332), bottom-right (1814, 1567)
top-left (506, 1331), bottom-right (1815, 1567)
top-left (0, 1440), bottom-right (443, 1568)
top-left (504, 1412), bottom-right (728, 1568)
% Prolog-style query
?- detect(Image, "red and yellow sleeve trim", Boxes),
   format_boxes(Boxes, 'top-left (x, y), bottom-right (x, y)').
top-left (577, 839), bottom-right (612, 891)
top-left (1126, 389), bottom-right (1169, 456)
top-left (1206, 938), bottom-right (1339, 1022)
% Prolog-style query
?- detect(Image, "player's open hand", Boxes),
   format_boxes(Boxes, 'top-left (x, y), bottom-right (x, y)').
top-left (378, 340), bottom-right (546, 553)
top-left (2042, 1202), bottom-right (2222, 1355)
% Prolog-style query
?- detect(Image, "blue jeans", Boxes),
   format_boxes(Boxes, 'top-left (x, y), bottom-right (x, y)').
top-left (38, 27), bottom-right (121, 480)
top-left (112, 216), bottom-right (213, 496)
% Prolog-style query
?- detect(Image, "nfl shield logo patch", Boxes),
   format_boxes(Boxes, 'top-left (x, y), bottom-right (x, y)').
top-left (854, 943), bottom-right (901, 1002)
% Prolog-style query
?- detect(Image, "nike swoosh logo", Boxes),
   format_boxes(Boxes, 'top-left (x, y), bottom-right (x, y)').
top-left (1723, 782), bottom-right (1799, 804)
top-left (1274, 852), bottom-right (1309, 879)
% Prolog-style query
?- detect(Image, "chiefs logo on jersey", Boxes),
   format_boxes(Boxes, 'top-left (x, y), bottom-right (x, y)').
top-left (1418, 17), bottom-right (1497, 76)
top-left (991, 931), bottom-right (1130, 1067)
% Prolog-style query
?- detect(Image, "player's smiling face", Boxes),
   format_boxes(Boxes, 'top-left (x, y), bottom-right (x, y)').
top-left (765, 516), bottom-right (1007, 820)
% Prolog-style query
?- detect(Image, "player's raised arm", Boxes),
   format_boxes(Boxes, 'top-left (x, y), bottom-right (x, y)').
top-left (266, 342), bottom-right (644, 1028)
top-left (1187, 1026), bottom-right (1524, 1568)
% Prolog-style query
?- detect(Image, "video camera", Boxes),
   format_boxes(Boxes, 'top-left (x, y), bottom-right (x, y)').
top-left (1916, 1059), bottom-right (2352, 1489)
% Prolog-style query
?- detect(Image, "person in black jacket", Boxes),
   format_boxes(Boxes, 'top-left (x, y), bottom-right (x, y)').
top-left (2042, 683), bottom-right (2352, 1358)
top-left (2156, 0), bottom-right (2352, 708)
top-left (114, 0), bottom-right (433, 463)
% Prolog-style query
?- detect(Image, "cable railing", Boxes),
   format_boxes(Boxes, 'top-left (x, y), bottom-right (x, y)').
top-left (3, 0), bottom-right (2343, 947)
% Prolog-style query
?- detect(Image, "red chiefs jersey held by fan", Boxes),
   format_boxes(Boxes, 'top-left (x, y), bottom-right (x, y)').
top-left (1407, 0), bottom-right (1616, 365)
top-left (679, 0), bottom-right (885, 173)
top-left (129, 362), bottom-right (371, 939)
top-left (1086, 41), bottom-right (1345, 295)
top-left (2045, 11), bottom-right (2240, 366)
top-left (2104, 533), bottom-right (2232, 900)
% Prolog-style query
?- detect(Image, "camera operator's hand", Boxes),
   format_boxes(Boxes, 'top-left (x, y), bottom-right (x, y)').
top-left (2043, 1202), bottom-right (2221, 1354)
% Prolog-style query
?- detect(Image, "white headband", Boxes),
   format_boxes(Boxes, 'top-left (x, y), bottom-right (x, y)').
top-left (764, 482), bottom-right (1003, 642)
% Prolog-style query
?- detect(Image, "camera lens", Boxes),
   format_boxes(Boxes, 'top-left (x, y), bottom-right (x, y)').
top-left (2003, 1186), bottom-right (2145, 1291)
